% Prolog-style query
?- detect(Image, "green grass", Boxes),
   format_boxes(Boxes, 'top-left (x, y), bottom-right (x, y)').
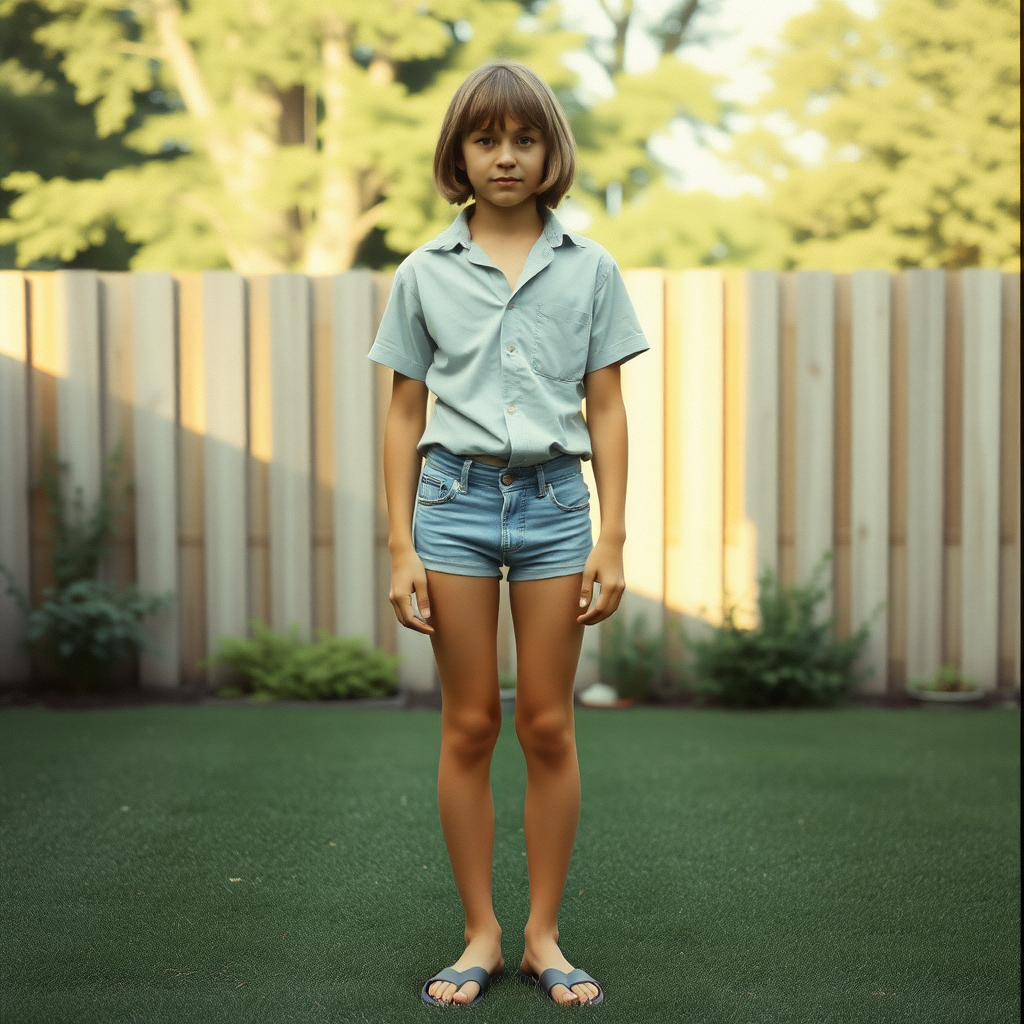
top-left (0, 704), bottom-right (1019, 1024)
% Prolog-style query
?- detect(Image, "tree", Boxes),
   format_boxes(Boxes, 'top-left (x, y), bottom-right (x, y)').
top-left (729, 0), bottom-right (1020, 270)
top-left (0, 0), bottom-right (726, 272)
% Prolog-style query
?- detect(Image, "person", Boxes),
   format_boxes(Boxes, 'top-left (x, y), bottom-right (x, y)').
top-left (366, 58), bottom-right (650, 1009)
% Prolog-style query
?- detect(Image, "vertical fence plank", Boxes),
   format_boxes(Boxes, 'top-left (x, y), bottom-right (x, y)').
top-left (833, 275), bottom-right (853, 642)
top-left (98, 274), bottom-right (138, 592)
top-left (793, 271), bottom-right (835, 617)
top-left (333, 271), bottom-right (378, 644)
top-left (960, 269), bottom-right (1002, 689)
top-left (998, 274), bottom-right (1020, 690)
top-left (202, 271), bottom-right (248, 668)
top-left (269, 274), bottom-right (313, 638)
top-left (132, 273), bottom-right (180, 687)
top-left (175, 274), bottom-right (207, 683)
top-left (56, 271), bottom-right (103, 512)
top-left (665, 270), bottom-right (724, 624)
top-left (850, 270), bottom-right (891, 692)
top-left (247, 277), bottom-right (272, 628)
top-left (311, 276), bottom-right (336, 636)
top-left (617, 269), bottom-right (665, 673)
top-left (0, 273), bottom-right (30, 685)
top-left (942, 272), bottom-right (963, 668)
top-left (903, 269), bottom-right (946, 686)
top-left (724, 271), bottom-right (779, 628)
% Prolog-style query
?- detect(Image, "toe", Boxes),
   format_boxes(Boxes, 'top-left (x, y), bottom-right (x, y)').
top-left (552, 984), bottom-right (578, 1004)
top-left (452, 982), bottom-right (480, 1003)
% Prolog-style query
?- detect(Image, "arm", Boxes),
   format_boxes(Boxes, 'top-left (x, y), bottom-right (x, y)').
top-left (383, 372), bottom-right (435, 634)
top-left (577, 361), bottom-right (629, 624)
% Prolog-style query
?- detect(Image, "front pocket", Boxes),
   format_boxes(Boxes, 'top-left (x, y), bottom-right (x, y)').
top-left (532, 302), bottom-right (592, 382)
top-left (546, 472), bottom-right (591, 512)
top-left (418, 470), bottom-right (460, 505)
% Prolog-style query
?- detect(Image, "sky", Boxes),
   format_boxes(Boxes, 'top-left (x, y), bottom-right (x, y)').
top-left (556, 0), bottom-right (881, 196)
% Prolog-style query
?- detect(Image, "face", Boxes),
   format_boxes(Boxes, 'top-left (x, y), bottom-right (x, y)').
top-left (456, 117), bottom-right (547, 209)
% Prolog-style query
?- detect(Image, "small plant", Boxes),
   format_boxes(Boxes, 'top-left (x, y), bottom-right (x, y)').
top-left (498, 670), bottom-right (516, 692)
top-left (909, 663), bottom-right (978, 694)
top-left (209, 621), bottom-right (400, 701)
top-left (0, 437), bottom-right (174, 689)
top-left (587, 610), bottom-right (687, 702)
top-left (685, 551), bottom-right (882, 708)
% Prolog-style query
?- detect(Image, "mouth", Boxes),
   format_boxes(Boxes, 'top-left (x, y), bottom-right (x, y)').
top-left (492, 177), bottom-right (522, 184)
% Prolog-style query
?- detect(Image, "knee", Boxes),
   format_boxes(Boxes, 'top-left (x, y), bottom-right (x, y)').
top-left (516, 707), bottom-right (573, 766)
top-left (443, 705), bottom-right (502, 765)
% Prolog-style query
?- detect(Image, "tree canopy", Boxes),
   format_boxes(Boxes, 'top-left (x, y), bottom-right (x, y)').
top-left (0, 0), bottom-right (724, 272)
top-left (730, 0), bottom-right (1020, 270)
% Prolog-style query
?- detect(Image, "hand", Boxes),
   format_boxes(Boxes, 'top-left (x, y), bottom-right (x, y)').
top-left (576, 538), bottom-right (626, 625)
top-left (389, 547), bottom-right (435, 635)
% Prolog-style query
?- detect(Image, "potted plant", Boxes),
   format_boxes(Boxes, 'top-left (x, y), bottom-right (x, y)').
top-left (907, 663), bottom-right (984, 703)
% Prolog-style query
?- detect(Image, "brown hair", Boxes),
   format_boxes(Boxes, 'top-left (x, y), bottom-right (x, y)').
top-left (433, 60), bottom-right (576, 208)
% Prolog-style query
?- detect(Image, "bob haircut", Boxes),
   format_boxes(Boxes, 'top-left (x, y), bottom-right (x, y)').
top-left (433, 60), bottom-right (576, 208)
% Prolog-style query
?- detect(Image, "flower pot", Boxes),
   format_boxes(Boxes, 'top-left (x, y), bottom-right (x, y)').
top-left (907, 685), bottom-right (985, 704)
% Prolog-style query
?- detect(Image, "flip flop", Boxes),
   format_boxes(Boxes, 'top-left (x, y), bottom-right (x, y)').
top-left (517, 966), bottom-right (605, 1006)
top-left (421, 964), bottom-right (504, 1007)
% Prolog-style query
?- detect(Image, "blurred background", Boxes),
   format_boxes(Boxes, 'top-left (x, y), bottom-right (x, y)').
top-left (1, 0), bottom-right (1019, 274)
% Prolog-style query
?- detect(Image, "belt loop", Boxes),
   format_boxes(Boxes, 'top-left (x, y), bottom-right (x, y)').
top-left (536, 462), bottom-right (546, 498)
top-left (460, 458), bottom-right (472, 494)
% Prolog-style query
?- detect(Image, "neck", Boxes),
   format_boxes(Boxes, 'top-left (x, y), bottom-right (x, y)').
top-left (466, 196), bottom-right (544, 238)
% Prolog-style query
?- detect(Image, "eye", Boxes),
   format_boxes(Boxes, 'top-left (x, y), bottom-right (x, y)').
top-left (518, 135), bottom-right (535, 145)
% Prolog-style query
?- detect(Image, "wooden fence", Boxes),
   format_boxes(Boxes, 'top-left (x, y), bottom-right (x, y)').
top-left (0, 268), bottom-right (1019, 694)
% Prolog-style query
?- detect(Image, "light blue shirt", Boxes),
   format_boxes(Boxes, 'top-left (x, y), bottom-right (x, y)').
top-left (367, 204), bottom-right (650, 468)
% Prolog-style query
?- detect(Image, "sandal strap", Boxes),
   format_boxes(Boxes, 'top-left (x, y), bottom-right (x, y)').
top-left (538, 966), bottom-right (601, 993)
top-left (425, 965), bottom-right (492, 991)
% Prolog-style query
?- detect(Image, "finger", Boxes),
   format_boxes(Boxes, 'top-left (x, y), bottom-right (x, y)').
top-left (577, 582), bottom-right (607, 623)
top-left (578, 573), bottom-right (596, 613)
top-left (412, 576), bottom-right (431, 622)
top-left (404, 594), bottom-right (434, 633)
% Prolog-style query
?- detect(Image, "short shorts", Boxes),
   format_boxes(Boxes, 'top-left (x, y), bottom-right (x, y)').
top-left (412, 444), bottom-right (595, 582)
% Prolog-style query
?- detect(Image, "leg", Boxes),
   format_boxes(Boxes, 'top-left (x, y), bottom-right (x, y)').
top-left (510, 572), bottom-right (601, 1005)
top-left (425, 569), bottom-right (505, 1004)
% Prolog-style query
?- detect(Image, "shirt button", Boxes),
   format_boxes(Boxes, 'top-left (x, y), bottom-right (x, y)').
top-left (507, 405), bottom-right (515, 413)
top-left (502, 474), bottom-right (513, 485)
top-left (507, 345), bottom-right (514, 352)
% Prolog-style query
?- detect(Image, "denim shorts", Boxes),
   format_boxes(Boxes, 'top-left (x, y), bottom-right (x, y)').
top-left (412, 444), bottom-right (595, 581)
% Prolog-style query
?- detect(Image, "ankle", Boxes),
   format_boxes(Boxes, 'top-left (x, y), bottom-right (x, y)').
top-left (465, 920), bottom-right (502, 944)
top-left (523, 923), bottom-right (559, 948)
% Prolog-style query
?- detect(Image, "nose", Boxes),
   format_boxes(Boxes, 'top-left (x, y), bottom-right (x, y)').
top-left (496, 141), bottom-right (516, 167)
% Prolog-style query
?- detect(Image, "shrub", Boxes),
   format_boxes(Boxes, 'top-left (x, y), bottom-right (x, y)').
top-left (685, 551), bottom-right (881, 708)
top-left (586, 610), bottom-right (688, 702)
top-left (908, 663), bottom-right (978, 693)
top-left (1, 437), bottom-right (174, 689)
top-left (209, 621), bottom-right (400, 701)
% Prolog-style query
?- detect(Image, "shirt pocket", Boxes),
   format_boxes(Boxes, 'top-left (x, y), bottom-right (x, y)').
top-left (531, 302), bottom-right (592, 383)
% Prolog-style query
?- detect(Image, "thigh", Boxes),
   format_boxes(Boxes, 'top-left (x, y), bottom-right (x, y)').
top-left (426, 570), bottom-right (502, 713)
top-left (509, 572), bottom-right (586, 718)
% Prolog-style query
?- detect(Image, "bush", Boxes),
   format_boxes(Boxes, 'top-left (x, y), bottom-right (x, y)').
top-left (1, 437), bottom-right (174, 689)
top-left (587, 610), bottom-right (687, 702)
top-left (686, 551), bottom-right (881, 708)
top-left (209, 621), bottom-right (400, 701)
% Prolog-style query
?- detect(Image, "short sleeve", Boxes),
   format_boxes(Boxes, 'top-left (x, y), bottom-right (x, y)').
top-left (366, 268), bottom-right (434, 381)
top-left (585, 255), bottom-right (650, 375)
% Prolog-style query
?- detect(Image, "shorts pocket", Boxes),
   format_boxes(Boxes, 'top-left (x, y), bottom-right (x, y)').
top-left (418, 468), bottom-right (461, 506)
top-left (546, 471), bottom-right (591, 512)
top-left (532, 302), bottom-right (592, 383)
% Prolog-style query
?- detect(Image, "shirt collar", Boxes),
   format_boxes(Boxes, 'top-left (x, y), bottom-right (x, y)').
top-left (424, 204), bottom-right (587, 252)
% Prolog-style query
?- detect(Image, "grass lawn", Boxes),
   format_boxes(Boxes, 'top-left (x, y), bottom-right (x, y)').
top-left (0, 703), bottom-right (1019, 1024)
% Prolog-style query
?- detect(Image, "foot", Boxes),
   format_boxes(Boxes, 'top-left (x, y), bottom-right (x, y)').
top-left (427, 930), bottom-right (504, 1005)
top-left (521, 934), bottom-right (601, 1005)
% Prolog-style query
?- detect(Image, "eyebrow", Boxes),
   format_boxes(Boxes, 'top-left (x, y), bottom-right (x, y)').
top-left (469, 124), bottom-right (540, 135)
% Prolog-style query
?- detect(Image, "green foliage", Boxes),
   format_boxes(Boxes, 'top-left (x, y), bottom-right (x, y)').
top-left (209, 621), bottom-right (400, 701)
top-left (909, 663), bottom-right (979, 693)
top-left (0, 435), bottom-right (175, 687)
top-left (587, 610), bottom-right (687, 702)
top-left (0, 0), bottom-right (727, 272)
top-left (685, 551), bottom-right (881, 708)
top-left (733, 0), bottom-right (1020, 270)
